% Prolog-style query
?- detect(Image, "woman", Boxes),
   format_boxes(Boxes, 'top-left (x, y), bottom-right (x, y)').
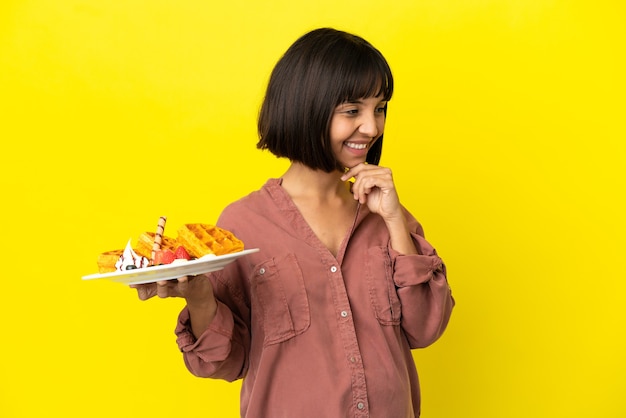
top-left (134, 27), bottom-right (454, 418)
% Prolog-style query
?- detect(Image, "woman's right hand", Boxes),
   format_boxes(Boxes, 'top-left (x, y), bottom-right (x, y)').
top-left (130, 274), bottom-right (215, 307)
top-left (131, 275), bottom-right (218, 337)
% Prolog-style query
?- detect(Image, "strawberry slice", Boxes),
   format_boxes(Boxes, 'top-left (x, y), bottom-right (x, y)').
top-left (174, 246), bottom-right (191, 260)
top-left (154, 249), bottom-right (176, 265)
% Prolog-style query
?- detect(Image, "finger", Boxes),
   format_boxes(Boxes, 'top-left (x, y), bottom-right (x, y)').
top-left (353, 176), bottom-right (377, 200)
top-left (177, 276), bottom-right (189, 295)
top-left (341, 169), bottom-right (355, 182)
top-left (130, 283), bottom-right (157, 301)
top-left (156, 280), bottom-right (174, 298)
top-left (354, 169), bottom-right (393, 193)
top-left (360, 186), bottom-right (374, 204)
top-left (342, 163), bottom-right (371, 181)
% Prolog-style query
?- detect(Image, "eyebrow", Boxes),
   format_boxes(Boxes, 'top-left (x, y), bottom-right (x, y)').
top-left (342, 99), bottom-right (387, 105)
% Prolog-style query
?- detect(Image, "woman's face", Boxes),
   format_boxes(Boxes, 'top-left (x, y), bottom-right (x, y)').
top-left (329, 95), bottom-right (387, 170)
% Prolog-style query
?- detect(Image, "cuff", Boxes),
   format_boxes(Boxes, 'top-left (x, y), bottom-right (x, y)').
top-left (175, 301), bottom-right (234, 362)
top-left (390, 233), bottom-right (446, 287)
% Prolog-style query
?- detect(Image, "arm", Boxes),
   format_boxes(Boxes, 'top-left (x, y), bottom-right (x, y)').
top-left (343, 163), bottom-right (417, 255)
top-left (343, 163), bottom-right (454, 347)
top-left (132, 267), bottom-right (251, 381)
top-left (391, 213), bottom-right (454, 348)
top-left (175, 268), bottom-right (251, 381)
top-left (383, 210), bottom-right (419, 255)
top-left (148, 273), bottom-right (219, 339)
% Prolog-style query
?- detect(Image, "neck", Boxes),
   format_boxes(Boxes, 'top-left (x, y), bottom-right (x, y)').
top-left (281, 162), bottom-right (351, 201)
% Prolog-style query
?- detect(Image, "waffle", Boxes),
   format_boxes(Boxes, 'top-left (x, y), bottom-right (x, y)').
top-left (97, 249), bottom-right (123, 273)
top-left (135, 231), bottom-right (178, 259)
top-left (176, 223), bottom-right (244, 258)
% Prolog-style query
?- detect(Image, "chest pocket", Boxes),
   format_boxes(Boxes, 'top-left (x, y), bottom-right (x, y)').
top-left (252, 253), bottom-right (311, 346)
top-left (366, 246), bottom-right (402, 325)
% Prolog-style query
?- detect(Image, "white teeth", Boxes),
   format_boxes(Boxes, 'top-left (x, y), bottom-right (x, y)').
top-left (345, 142), bottom-right (368, 150)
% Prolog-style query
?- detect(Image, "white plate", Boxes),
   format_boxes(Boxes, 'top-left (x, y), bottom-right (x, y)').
top-left (82, 248), bottom-right (259, 285)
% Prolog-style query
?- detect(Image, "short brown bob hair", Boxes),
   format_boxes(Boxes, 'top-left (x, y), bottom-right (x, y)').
top-left (257, 28), bottom-right (394, 172)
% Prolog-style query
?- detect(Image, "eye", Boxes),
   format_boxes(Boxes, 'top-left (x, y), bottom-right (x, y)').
top-left (336, 106), bottom-right (359, 116)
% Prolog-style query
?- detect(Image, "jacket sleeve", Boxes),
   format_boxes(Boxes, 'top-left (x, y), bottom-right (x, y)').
top-left (174, 267), bottom-right (251, 381)
top-left (391, 211), bottom-right (455, 348)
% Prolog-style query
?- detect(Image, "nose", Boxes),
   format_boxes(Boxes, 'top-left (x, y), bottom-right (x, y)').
top-left (358, 113), bottom-right (379, 138)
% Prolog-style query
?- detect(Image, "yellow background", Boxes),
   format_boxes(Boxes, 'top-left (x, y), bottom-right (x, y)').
top-left (1, 1), bottom-right (624, 417)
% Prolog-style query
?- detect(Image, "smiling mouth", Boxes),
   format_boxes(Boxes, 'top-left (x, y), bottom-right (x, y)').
top-left (345, 142), bottom-right (369, 150)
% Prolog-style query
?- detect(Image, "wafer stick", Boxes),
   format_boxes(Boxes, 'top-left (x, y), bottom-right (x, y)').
top-left (151, 216), bottom-right (167, 263)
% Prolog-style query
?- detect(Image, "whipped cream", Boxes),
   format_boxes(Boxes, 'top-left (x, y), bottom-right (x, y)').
top-left (115, 239), bottom-right (150, 271)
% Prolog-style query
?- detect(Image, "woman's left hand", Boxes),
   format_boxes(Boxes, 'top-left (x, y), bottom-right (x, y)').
top-left (342, 163), bottom-right (403, 222)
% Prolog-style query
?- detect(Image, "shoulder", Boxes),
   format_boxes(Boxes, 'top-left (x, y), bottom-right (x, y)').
top-left (217, 178), bottom-right (282, 228)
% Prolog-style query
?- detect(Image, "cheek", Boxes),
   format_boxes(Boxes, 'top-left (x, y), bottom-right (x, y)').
top-left (329, 120), bottom-right (347, 142)
top-left (331, 119), bottom-right (356, 141)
